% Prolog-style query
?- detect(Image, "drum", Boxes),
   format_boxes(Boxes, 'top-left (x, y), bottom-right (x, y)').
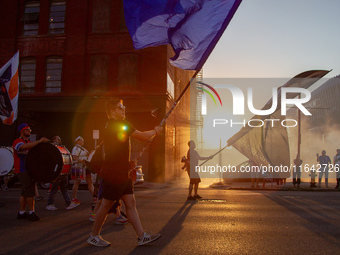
top-left (0, 147), bottom-right (14, 176)
top-left (26, 143), bottom-right (73, 183)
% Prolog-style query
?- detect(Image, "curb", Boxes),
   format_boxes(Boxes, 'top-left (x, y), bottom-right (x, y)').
top-left (209, 183), bottom-right (340, 192)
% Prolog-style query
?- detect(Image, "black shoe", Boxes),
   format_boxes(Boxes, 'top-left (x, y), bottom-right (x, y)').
top-left (187, 196), bottom-right (195, 200)
top-left (0, 202), bottom-right (4, 207)
top-left (17, 212), bottom-right (28, 219)
top-left (194, 194), bottom-right (202, 199)
top-left (27, 212), bottom-right (40, 221)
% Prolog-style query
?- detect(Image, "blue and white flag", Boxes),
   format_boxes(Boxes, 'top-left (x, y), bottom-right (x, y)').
top-left (124, 0), bottom-right (242, 70)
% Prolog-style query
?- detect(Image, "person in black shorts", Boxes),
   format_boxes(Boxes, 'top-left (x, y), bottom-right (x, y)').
top-left (13, 123), bottom-right (49, 221)
top-left (87, 98), bottom-right (163, 247)
top-left (184, 140), bottom-right (212, 200)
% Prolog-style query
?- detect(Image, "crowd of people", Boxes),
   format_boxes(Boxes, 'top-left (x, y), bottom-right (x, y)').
top-left (9, 98), bottom-right (163, 247)
top-left (5, 97), bottom-right (340, 248)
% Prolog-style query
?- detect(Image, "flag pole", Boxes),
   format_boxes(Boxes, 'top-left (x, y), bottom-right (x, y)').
top-left (134, 69), bottom-right (200, 163)
top-left (199, 144), bottom-right (229, 167)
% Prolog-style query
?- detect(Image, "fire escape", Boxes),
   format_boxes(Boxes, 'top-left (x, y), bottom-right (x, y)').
top-left (196, 70), bottom-right (204, 150)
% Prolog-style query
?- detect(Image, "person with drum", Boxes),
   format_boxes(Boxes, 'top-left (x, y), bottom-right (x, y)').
top-left (13, 123), bottom-right (49, 221)
top-left (87, 98), bottom-right (162, 247)
top-left (46, 136), bottom-right (79, 211)
top-left (71, 136), bottom-right (94, 204)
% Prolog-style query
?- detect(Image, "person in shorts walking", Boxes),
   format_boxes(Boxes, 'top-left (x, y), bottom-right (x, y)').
top-left (87, 98), bottom-right (162, 247)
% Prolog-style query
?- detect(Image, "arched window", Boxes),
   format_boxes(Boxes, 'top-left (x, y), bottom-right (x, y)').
top-left (45, 57), bottom-right (62, 93)
top-left (90, 54), bottom-right (109, 91)
top-left (118, 54), bottom-right (137, 91)
top-left (20, 58), bottom-right (36, 93)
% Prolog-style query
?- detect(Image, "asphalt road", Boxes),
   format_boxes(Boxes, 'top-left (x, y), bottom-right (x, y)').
top-left (1, 182), bottom-right (340, 255)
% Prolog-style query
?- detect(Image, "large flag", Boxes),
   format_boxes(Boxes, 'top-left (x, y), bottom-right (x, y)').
top-left (124, 0), bottom-right (242, 70)
top-left (227, 70), bottom-right (330, 175)
top-left (0, 51), bottom-right (19, 125)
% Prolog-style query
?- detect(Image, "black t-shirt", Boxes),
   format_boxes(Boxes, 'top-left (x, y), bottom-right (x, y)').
top-left (102, 118), bottom-right (136, 182)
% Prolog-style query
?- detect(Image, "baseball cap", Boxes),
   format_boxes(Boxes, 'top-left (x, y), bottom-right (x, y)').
top-left (18, 123), bottom-right (30, 132)
top-left (75, 136), bottom-right (84, 142)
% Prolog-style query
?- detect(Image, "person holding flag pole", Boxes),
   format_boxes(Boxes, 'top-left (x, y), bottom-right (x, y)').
top-left (87, 0), bottom-right (243, 247)
top-left (87, 98), bottom-right (162, 247)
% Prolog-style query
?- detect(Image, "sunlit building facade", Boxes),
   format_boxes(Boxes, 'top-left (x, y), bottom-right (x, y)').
top-left (0, 0), bottom-right (193, 182)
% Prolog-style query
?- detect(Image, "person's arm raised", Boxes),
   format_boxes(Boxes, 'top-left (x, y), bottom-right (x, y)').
top-left (131, 126), bottom-right (162, 142)
top-left (19, 137), bottom-right (49, 151)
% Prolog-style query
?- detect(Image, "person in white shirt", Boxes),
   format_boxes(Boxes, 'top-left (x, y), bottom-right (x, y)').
top-left (71, 136), bottom-right (94, 204)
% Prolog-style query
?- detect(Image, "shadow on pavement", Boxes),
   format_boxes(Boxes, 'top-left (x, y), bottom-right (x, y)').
top-left (127, 200), bottom-right (197, 255)
top-left (263, 193), bottom-right (340, 249)
top-left (2, 220), bottom-right (90, 255)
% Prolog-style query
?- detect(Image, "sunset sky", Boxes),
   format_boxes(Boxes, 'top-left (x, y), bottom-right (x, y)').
top-left (203, 0), bottom-right (340, 79)
top-left (197, 0), bottom-right (340, 151)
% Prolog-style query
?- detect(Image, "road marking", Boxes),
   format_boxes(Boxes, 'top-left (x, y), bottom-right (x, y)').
top-left (198, 199), bottom-right (227, 202)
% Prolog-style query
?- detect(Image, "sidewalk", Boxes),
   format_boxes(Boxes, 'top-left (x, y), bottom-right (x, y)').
top-left (209, 179), bottom-right (340, 191)
top-left (132, 177), bottom-right (340, 193)
top-left (134, 176), bottom-right (340, 192)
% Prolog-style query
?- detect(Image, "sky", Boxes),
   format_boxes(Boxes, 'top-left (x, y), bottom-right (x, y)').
top-left (203, 0), bottom-right (340, 79)
top-left (197, 0), bottom-right (340, 151)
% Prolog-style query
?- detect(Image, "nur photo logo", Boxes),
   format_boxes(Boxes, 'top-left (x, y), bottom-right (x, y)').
top-left (198, 82), bottom-right (311, 117)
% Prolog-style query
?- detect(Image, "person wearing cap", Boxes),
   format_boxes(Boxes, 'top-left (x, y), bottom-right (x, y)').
top-left (12, 123), bottom-right (49, 221)
top-left (71, 136), bottom-right (94, 204)
top-left (333, 149), bottom-right (340, 189)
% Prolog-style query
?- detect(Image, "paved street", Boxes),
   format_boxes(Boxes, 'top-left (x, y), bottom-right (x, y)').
top-left (1, 180), bottom-right (340, 255)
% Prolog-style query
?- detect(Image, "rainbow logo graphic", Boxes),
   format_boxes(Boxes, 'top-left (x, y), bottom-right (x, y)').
top-left (197, 82), bottom-right (222, 106)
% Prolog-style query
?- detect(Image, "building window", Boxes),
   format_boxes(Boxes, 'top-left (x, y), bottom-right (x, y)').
top-left (20, 58), bottom-right (36, 93)
top-left (45, 57), bottom-right (62, 93)
top-left (120, 0), bottom-right (128, 31)
top-left (49, 1), bottom-right (66, 34)
top-left (92, 0), bottom-right (111, 33)
top-left (167, 73), bottom-right (175, 99)
top-left (90, 55), bottom-right (109, 91)
top-left (22, 1), bottom-right (40, 36)
top-left (118, 54), bottom-right (137, 91)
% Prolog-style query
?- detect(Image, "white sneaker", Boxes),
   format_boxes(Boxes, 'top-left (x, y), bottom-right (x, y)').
top-left (46, 204), bottom-right (58, 211)
top-left (137, 232), bottom-right (161, 246)
top-left (66, 202), bottom-right (79, 210)
top-left (114, 215), bottom-right (129, 224)
top-left (87, 235), bottom-right (111, 247)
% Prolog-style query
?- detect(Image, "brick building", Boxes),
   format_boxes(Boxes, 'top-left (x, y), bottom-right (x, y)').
top-left (0, 0), bottom-right (193, 182)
